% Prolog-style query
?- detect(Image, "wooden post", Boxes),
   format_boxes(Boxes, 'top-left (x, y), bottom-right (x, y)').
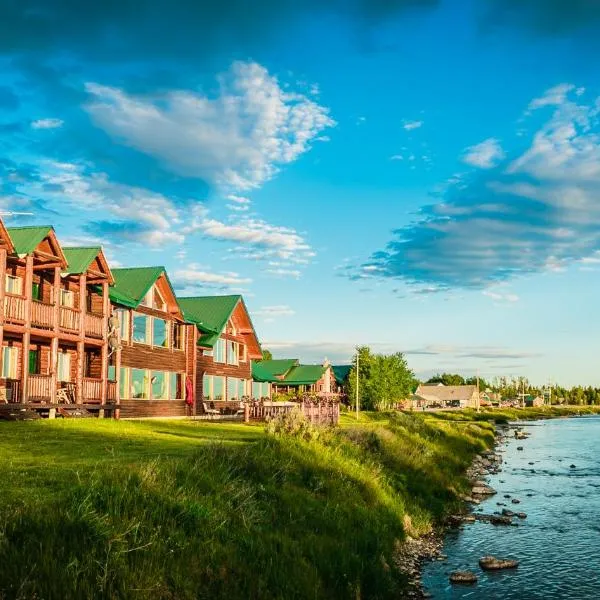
top-left (0, 248), bottom-right (6, 378)
top-left (76, 273), bottom-right (86, 405)
top-left (100, 282), bottom-right (109, 419)
top-left (49, 265), bottom-right (60, 417)
top-left (21, 255), bottom-right (34, 404)
top-left (244, 401), bottom-right (250, 423)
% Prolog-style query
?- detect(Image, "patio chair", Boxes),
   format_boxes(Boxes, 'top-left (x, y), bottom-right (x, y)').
top-left (202, 402), bottom-right (220, 417)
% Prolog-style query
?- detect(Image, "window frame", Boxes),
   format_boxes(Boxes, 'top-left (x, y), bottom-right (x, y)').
top-left (227, 340), bottom-right (239, 366)
top-left (132, 312), bottom-right (150, 345)
top-left (5, 275), bottom-right (23, 295)
top-left (214, 338), bottom-right (226, 363)
top-left (115, 309), bottom-right (130, 342)
top-left (57, 351), bottom-right (71, 382)
top-left (1, 346), bottom-right (19, 379)
top-left (59, 288), bottom-right (75, 308)
top-left (131, 368), bottom-right (150, 399)
top-left (152, 318), bottom-right (169, 349)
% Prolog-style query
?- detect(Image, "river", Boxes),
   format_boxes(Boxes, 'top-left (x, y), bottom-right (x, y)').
top-left (422, 415), bottom-right (600, 599)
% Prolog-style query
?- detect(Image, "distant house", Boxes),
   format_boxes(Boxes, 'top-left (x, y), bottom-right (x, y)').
top-left (413, 384), bottom-right (479, 408)
top-left (524, 395), bottom-right (544, 407)
top-left (257, 359), bottom-right (336, 396)
top-left (332, 364), bottom-right (352, 392)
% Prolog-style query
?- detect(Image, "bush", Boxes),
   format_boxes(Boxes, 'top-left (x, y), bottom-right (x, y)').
top-left (265, 406), bottom-right (321, 441)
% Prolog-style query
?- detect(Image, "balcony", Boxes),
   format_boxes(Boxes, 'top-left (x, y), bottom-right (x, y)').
top-left (28, 374), bottom-right (53, 402)
top-left (82, 378), bottom-right (103, 403)
top-left (84, 312), bottom-right (104, 338)
top-left (4, 294), bottom-right (26, 322)
top-left (59, 306), bottom-right (80, 332)
top-left (31, 300), bottom-right (54, 329)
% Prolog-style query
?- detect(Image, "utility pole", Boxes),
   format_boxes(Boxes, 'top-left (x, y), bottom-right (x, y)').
top-left (355, 348), bottom-right (360, 420)
top-left (476, 368), bottom-right (480, 412)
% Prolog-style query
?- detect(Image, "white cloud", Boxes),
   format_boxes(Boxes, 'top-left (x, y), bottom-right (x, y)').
top-left (527, 83), bottom-right (575, 111)
top-left (253, 305), bottom-right (295, 322)
top-left (390, 154), bottom-right (403, 161)
top-left (31, 118), bottom-right (64, 130)
top-left (482, 290), bottom-right (520, 303)
top-left (174, 266), bottom-right (252, 288)
top-left (462, 138), bottom-right (505, 169)
top-left (402, 120), bottom-right (423, 131)
top-left (85, 61), bottom-right (335, 192)
top-left (265, 268), bottom-right (301, 278)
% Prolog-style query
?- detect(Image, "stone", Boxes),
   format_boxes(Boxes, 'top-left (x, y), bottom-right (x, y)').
top-left (570, 464), bottom-right (576, 469)
top-left (501, 509), bottom-right (515, 517)
top-left (511, 498), bottom-right (521, 504)
top-left (472, 485), bottom-right (497, 496)
top-left (490, 515), bottom-right (513, 526)
top-left (528, 462), bottom-right (535, 465)
top-left (479, 556), bottom-right (519, 570)
top-left (449, 571), bottom-right (478, 584)
top-left (516, 512), bottom-right (527, 519)
top-left (517, 446), bottom-right (524, 451)
top-left (504, 494), bottom-right (511, 498)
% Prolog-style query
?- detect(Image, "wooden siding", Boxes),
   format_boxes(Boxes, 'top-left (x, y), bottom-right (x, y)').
top-left (118, 399), bottom-right (187, 418)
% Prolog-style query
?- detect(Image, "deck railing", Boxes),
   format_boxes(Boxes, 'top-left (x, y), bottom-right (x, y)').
top-left (28, 374), bottom-right (53, 401)
top-left (244, 399), bottom-right (340, 426)
top-left (31, 300), bottom-right (54, 328)
top-left (107, 381), bottom-right (117, 402)
top-left (82, 378), bottom-right (102, 403)
top-left (4, 294), bottom-right (26, 322)
top-left (84, 312), bottom-right (104, 338)
top-left (59, 306), bottom-right (80, 331)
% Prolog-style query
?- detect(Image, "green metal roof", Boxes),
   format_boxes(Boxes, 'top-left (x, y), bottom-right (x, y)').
top-left (109, 266), bottom-right (166, 308)
top-left (198, 332), bottom-right (220, 348)
top-left (281, 364), bottom-right (327, 386)
top-left (6, 226), bottom-right (53, 256)
top-left (62, 247), bottom-right (102, 275)
top-left (332, 365), bottom-right (352, 385)
top-left (255, 359), bottom-right (298, 379)
top-left (252, 361), bottom-right (280, 382)
top-left (178, 295), bottom-right (241, 332)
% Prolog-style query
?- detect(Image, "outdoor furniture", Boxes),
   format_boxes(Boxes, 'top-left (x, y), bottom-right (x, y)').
top-left (202, 402), bottom-right (220, 417)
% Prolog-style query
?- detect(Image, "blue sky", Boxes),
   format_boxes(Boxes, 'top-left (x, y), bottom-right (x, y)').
top-left (2, 0), bottom-right (600, 386)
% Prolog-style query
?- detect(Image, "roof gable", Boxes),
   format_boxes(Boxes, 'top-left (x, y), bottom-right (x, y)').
top-left (109, 267), bottom-right (180, 315)
top-left (282, 364), bottom-right (328, 385)
top-left (255, 359), bottom-right (299, 379)
top-left (6, 225), bottom-right (67, 267)
top-left (62, 247), bottom-right (114, 284)
top-left (0, 219), bottom-right (15, 253)
top-left (332, 365), bottom-right (352, 385)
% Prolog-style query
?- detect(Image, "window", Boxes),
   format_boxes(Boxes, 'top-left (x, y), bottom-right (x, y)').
top-left (238, 379), bottom-right (246, 399)
top-left (5, 275), bottom-right (22, 295)
top-left (252, 381), bottom-right (269, 399)
top-left (31, 282), bottom-right (41, 301)
top-left (119, 367), bottom-right (130, 399)
top-left (115, 309), bottom-right (130, 342)
top-left (108, 364), bottom-right (116, 381)
top-left (57, 352), bottom-right (71, 382)
top-left (151, 371), bottom-right (168, 400)
top-left (28, 349), bottom-right (40, 375)
top-left (2, 346), bottom-right (19, 379)
top-left (214, 338), bottom-right (226, 363)
top-left (153, 318), bottom-right (168, 348)
top-left (132, 313), bottom-right (149, 344)
top-left (227, 341), bottom-right (239, 366)
top-left (202, 374), bottom-right (212, 399)
top-left (170, 373), bottom-right (181, 400)
top-left (238, 344), bottom-right (247, 363)
top-left (59, 289), bottom-right (74, 308)
top-left (131, 368), bottom-right (149, 399)
top-left (153, 286), bottom-right (166, 311)
top-left (172, 323), bottom-right (185, 350)
top-left (213, 376), bottom-right (225, 400)
top-left (227, 319), bottom-right (237, 336)
top-left (227, 377), bottom-right (239, 401)
top-left (203, 348), bottom-right (213, 357)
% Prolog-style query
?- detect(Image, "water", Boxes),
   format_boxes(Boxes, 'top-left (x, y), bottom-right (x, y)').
top-left (422, 415), bottom-right (600, 599)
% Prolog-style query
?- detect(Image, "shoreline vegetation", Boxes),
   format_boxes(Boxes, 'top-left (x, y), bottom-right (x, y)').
top-left (1, 407), bottom-right (599, 599)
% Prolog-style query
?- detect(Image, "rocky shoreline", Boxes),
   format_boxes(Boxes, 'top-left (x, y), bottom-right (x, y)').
top-left (396, 423), bottom-right (517, 598)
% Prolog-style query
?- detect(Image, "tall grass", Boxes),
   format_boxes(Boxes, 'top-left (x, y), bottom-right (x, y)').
top-left (0, 413), bottom-right (494, 599)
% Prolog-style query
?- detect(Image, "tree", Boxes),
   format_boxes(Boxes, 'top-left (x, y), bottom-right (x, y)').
top-left (347, 346), bottom-right (415, 411)
top-left (426, 373), bottom-right (465, 386)
top-left (465, 375), bottom-right (490, 391)
top-left (260, 349), bottom-right (273, 361)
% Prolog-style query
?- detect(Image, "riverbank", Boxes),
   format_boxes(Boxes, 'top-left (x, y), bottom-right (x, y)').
top-left (0, 412), bottom-right (494, 599)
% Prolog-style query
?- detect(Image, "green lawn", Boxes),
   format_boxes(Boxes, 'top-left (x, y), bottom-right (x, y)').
top-left (0, 413), bottom-right (495, 599)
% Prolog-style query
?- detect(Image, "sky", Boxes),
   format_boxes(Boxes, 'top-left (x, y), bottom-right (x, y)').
top-left (1, 0), bottom-right (600, 386)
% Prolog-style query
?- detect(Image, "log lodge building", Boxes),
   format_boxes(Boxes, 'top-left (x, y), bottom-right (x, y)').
top-left (0, 218), bottom-right (337, 419)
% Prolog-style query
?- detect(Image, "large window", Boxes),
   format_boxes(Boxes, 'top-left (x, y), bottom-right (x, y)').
top-left (227, 377), bottom-right (238, 401)
top-left (151, 371), bottom-right (168, 400)
top-left (172, 323), bottom-right (185, 350)
top-left (238, 379), bottom-right (246, 399)
top-left (57, 352), bottom-right (71, 382)
top-left (153, 318), bottom-right (168, 348)
top-left (214, 338), bottom-right (226, 363)
top-left (227, 341), bottom-right (238, 366)
top-left (252, 381), bottom-right (270, 399)
top-left (5, 275), bottom-right (22, 295)
top-left (115, 309), bottom-right (130, 342)
top-left (132, 313), bottom-right (149, 344)
top-left (131, 368), bottom-right (149, 399)
top-left (213, 376), bottom-right (225, 400)
top-left (1, 346), bottom-right (19, 379)
top-left (170, 373), bottom-right (180, 400)
top-left (119, 367), bottom-right (130, 399)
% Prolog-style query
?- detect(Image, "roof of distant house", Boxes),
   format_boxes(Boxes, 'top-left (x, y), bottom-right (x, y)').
top-left (414, 384), bottom-right (478, 402)
top-left (254, 359), bottom-right (299, 380)
top-left (282, 364), bottom-right (327, 386)
top-left (332, 364), bottom-right (352, 385)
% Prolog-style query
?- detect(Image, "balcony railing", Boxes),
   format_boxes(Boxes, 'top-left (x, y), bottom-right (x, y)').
top-left (31, 300), bottom-right (54, 329)
top-left (82, 378), bottom-right (102, 403)
top-left (59, 306), bottom-right (80, 332)
top-left (4, 294), bottom-right (26, 322)
top-left (84, 312), bottom-right (104, 338)
top-left (28, 374), bottom-right (53, 402)
top-left (107, 381), bottom-right (117, 402)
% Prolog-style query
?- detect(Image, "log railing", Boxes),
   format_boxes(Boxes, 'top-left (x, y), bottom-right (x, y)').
top-left (107, 381), bottom-right (117, 402)
top-left (84, 312), bottom-right (104, 338)
top-left (4, 294), bottom-right (26, 322)
top-left (59, 306), bottom-right (80, 332)
top-left (82, 378), bottom-right (102, 403)
top-left (31, 300), bottom-right (54, 329)
top-left (28, 375), bottom-right (53, 402)
top-left (244, 399), bottom-right (340, 426)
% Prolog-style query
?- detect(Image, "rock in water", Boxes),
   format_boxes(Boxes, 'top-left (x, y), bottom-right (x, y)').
top-left (490, 515), bottom-right (513, 526)
top-left (516, 512), bottom-right (527, 519)
top-left (449, 571), bottom-right (478, 584)
top-left (517, 446), bottom-right (524, 451)
top-left (479, 556), bottom-right (519, 570)
top-left (570, 464), bottom-right (576, 469)
top-left (501, 508), bottom-right (515, 517)
top-left (511, 498), bottom-right (521, 504)
top-left (472, 485), bottom-right (497, 496)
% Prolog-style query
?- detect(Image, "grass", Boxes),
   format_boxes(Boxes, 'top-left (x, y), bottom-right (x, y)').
top-left (0, 410), bottom-right (530, 599)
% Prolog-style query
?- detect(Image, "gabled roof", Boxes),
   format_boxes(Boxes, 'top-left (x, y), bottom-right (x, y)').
top-left (414, 384), bottom-right (478, 402)
top-left (62, 247), bottom-right (114, 284)
top-left (6, 225), bottom-right (52, 255)
top-left (0, 219), bottom-right (15, 253)
top-left (179, 295), bottom-right (241, 334)
top-left (252, 361), bottom-right (280, 383)
top-left (282, 364), bottom-right (327, 386)
top-left (255, 359), bottom-right (299, 379)
top-left (332, 365), bottom-right (352, 385)
top-left (109, 266), bottom-right (171, 309)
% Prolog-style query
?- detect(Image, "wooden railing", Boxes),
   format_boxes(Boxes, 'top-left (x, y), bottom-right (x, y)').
top-left (4, 294), bottom-right (26, 322)
top-left (245, 399), bottom-right (340, 426)
top-left (82, 378), bottom-right (102, 403)
top-left (301, 399), bottom-right (340, 426)
top-left (28, 375), bottom-right (53, 401)
top-left (31, 300), bottom-right (54, 328)
top-left (84, 312), bottom-right (104, 338)
top-left (107, 381), bottom-right (117, 402)
top-left (59, 306), bottom-right (80, 331)
top-left (0, 380), bottom-right (20, 403)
